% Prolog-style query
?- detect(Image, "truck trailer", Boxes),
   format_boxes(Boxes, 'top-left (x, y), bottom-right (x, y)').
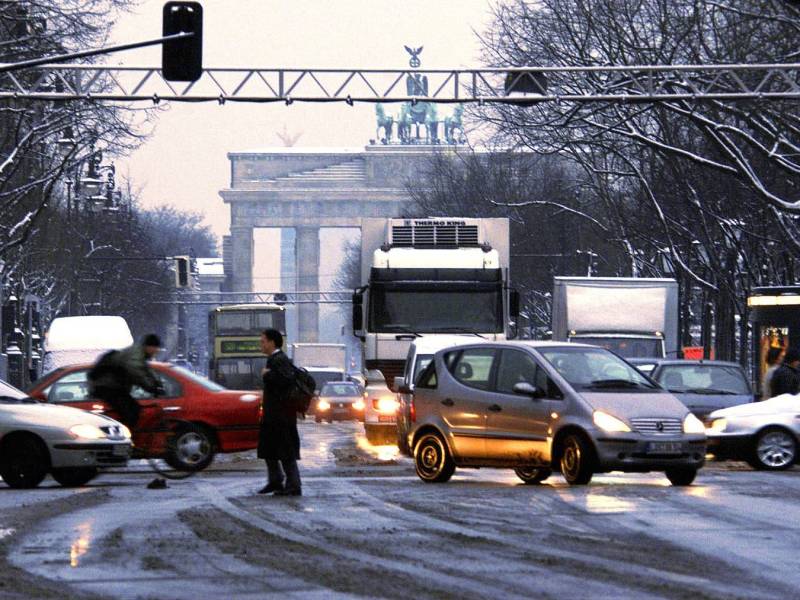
top-left (551, 277), bottom-right (679, 359)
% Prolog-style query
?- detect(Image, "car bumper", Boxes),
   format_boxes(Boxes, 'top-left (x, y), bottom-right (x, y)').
top-left (593, 436), bottom-right (706, 472)
top-left (364, 413), bottom-right (397, 426)
top-left (50, 441), bottom-right (132, 468)
top-left (317, 408), bottom-right (364, 421)
top-left (705, 434), bottom-right (752, 460)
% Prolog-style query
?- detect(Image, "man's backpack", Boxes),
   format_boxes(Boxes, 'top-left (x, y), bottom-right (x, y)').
top-left (290, 366), bottom-right (317, 414)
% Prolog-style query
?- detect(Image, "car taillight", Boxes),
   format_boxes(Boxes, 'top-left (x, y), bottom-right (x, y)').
top-left (410, 397), bottom-right (416, 423)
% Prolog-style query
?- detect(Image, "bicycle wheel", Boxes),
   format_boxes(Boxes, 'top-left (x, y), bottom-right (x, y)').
top-left (146, 457), bottom-right (197, 480)
top-left (144, 419), bottom-right (210, 480)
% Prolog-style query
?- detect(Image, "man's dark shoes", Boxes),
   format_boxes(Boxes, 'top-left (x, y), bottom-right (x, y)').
top-left (258, 482), bottom-right (284, 495)
top-left (147, 477), bottom-right (168, 489)
top-left (274, 488), bottom-right (302, 497)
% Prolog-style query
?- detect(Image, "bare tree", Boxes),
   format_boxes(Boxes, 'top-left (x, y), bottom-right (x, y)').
top-left (473, 0), bottom-right (800, 360)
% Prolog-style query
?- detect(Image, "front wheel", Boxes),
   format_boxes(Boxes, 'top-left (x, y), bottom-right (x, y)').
top-left (560, 434), bottom-right (594, 485)
top-left (414, 433), bottom-right (455, 483)
top-left (164, 423), bottom-right (215, 472)
top-left (665, 467), bottom-right (697, 486)
top-left (0, 437), bottom-right (49, 489)
top-left (751, 427), bottom-right (797, 471)
top-left (514, 466), bottom-right (552, 485)
top-left (51, 467), bottom-right (98, 487)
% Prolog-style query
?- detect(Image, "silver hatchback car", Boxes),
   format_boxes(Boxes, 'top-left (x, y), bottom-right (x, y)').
top-left (404, 341), bottom-right (707, 486)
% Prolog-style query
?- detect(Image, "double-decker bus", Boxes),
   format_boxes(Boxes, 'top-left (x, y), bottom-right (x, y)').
top-left (208, 304), bottom-right (286, 390)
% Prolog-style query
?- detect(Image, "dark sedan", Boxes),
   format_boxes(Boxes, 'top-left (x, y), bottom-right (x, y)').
top-left (314, 382), bottom-right (365, 423)
top-left (633, 359), bottom-right (753, 420)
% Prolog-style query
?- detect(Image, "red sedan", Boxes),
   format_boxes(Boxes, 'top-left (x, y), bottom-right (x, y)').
top-left (28, 363), bottom-right (261, 470)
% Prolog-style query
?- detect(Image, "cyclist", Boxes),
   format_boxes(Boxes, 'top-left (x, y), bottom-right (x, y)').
top-left (88, 333), bottom-right (163, 430)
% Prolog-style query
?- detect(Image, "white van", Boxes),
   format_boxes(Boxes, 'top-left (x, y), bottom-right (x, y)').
top-left (42, 316), bottom-right (134, 373)
top-left (395, 335), bottom-right (478, 455)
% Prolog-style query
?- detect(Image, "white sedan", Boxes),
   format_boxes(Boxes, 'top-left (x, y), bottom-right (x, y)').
top-left (362, 369), bottom-right (399, 445)
top-left (706, 394), bottom-right (800, 470)
top-left (0, 378), bottom-right (132, 488)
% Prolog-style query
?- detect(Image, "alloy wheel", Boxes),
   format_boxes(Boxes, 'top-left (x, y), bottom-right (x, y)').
top-left (756, 429), bottom-right (796, 470)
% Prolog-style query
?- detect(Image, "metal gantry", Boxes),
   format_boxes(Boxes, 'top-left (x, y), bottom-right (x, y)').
top-left (1, 63), bottom-right (800, 104)
top-left (165, 290), bottom-right (353, 306)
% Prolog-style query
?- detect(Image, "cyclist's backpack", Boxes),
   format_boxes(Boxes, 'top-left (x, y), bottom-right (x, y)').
top-left (87, 349), bottom-right (122, 392)
top-left (290, 366), bottom-right (316, 415)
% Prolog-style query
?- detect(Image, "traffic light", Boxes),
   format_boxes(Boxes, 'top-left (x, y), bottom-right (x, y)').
top-left (175, 256), bottom-right (191, 288)
top-left (162, 1), bottom-right (203, 82)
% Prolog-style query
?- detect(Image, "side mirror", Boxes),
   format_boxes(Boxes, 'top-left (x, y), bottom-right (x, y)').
top-left (513, 382), bottom-right (544, 398)
top-left (352, 290), bottom-right (364, 338)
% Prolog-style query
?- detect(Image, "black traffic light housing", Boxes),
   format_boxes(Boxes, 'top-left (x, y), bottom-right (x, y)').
top-left (175, 256), bottom-right (191, 288)
top-left (162, 1), bottom-right (203, 82)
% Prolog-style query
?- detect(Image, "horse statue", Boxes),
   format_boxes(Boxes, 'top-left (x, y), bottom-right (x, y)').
top-left (375, 104), bottom-right (394, 143)
top-left (444, 104), bottom-right (465, 144)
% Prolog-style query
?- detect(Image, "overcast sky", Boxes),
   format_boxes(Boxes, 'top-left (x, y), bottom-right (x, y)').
top-left (110, 0), bottom-right (494, 240)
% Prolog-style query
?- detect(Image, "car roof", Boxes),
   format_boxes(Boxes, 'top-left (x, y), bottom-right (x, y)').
top-left (411, 335), bottom-right (484, 353)
top-left (646, 359), bottom-right (743, 368)
top-left (430, 340), bottom-right (595, 357)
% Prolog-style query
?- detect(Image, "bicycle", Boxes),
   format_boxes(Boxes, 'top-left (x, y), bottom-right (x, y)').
top-left (128, 403), bottom-right (216, 480)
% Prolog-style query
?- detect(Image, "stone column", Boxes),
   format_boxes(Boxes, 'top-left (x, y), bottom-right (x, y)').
top-left (230, 227), bottom-right (254, 292)
top-left (295, 226), bottom-right (320, 342)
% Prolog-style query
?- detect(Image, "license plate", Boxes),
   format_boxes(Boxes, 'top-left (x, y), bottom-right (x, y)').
top-left (378, 415), bottom-right (395, 423)
top-left (647, 441), bottom-right (683, 454)
top-left (112, 444), bottom-right (130, 457)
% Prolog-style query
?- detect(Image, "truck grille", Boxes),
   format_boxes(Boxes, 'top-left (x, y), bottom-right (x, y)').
top-left (391, 223), bottom-right (479, 248)
top-left (630, 418), bottom-right (683, 435)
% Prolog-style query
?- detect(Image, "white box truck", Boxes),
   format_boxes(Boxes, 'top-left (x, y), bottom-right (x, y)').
top-left (551, 277), bottom-right (679, 359)
top-left (353, 217), bottom-right (518, 388)
top-left (42, 316), bottom-right (134, 372)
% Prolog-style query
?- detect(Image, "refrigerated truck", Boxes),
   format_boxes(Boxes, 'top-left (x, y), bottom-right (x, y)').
top-left (551, 277), bottom-right (679, 359)
top-left (353, 217), bottom-right (518, 388)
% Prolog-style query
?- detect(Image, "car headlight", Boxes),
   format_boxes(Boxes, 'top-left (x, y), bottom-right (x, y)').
top-left (593, 410), bottom-right (631, 432)
top-left (120, 424), bottom-right (132, 439)
top-left (69, 424), bottom-right (106, 440)
top-left (353, 400), bottom-right (365, 411)
top-left (318, 399), bottom-right (331, 411)
top-left (683, 413), bottom-right (706, 434)
top-left (376, 397), bottom-right (398, 414)
top-left (707, 418), bottom-right (727, 433)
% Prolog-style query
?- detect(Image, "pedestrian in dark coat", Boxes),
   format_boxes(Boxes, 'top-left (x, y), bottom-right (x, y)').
top-left (769, 348), bottom-right (800, 398)
top-left (257, 328), bottom-right (302, 496)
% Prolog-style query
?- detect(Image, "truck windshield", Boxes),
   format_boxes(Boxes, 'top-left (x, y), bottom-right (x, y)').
top-left (370, 287), bottom-right (503, 334)
top-left (570, 336), bottom-right (664, 359)
top-left (538, 346), bottom-right (658, 392)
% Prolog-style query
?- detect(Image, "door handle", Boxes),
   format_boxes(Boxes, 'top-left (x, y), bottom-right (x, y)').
top-left (488, 404), bottom-right (502, 412)
top-left (441, 398), bottom-right (455, 407)
top-left (162, 406), bottom-right (181, 412)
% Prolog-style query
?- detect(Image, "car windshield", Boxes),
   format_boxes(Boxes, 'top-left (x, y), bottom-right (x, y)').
top-left (321, 383), bottom-right (360, 397)
top-left (172, 366), bottom-right (225, 391)
top-left (654, 365), bottom-right (750, 395)
top-left (538, 346), bottom-right (658, 391)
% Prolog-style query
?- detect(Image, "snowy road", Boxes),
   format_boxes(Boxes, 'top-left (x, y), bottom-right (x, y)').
top-left (2, 421), bottom-right (799, 599)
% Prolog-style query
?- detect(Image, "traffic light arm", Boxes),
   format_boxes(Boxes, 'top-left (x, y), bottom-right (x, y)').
top-left (0, 32), bottom-right (194, 75)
